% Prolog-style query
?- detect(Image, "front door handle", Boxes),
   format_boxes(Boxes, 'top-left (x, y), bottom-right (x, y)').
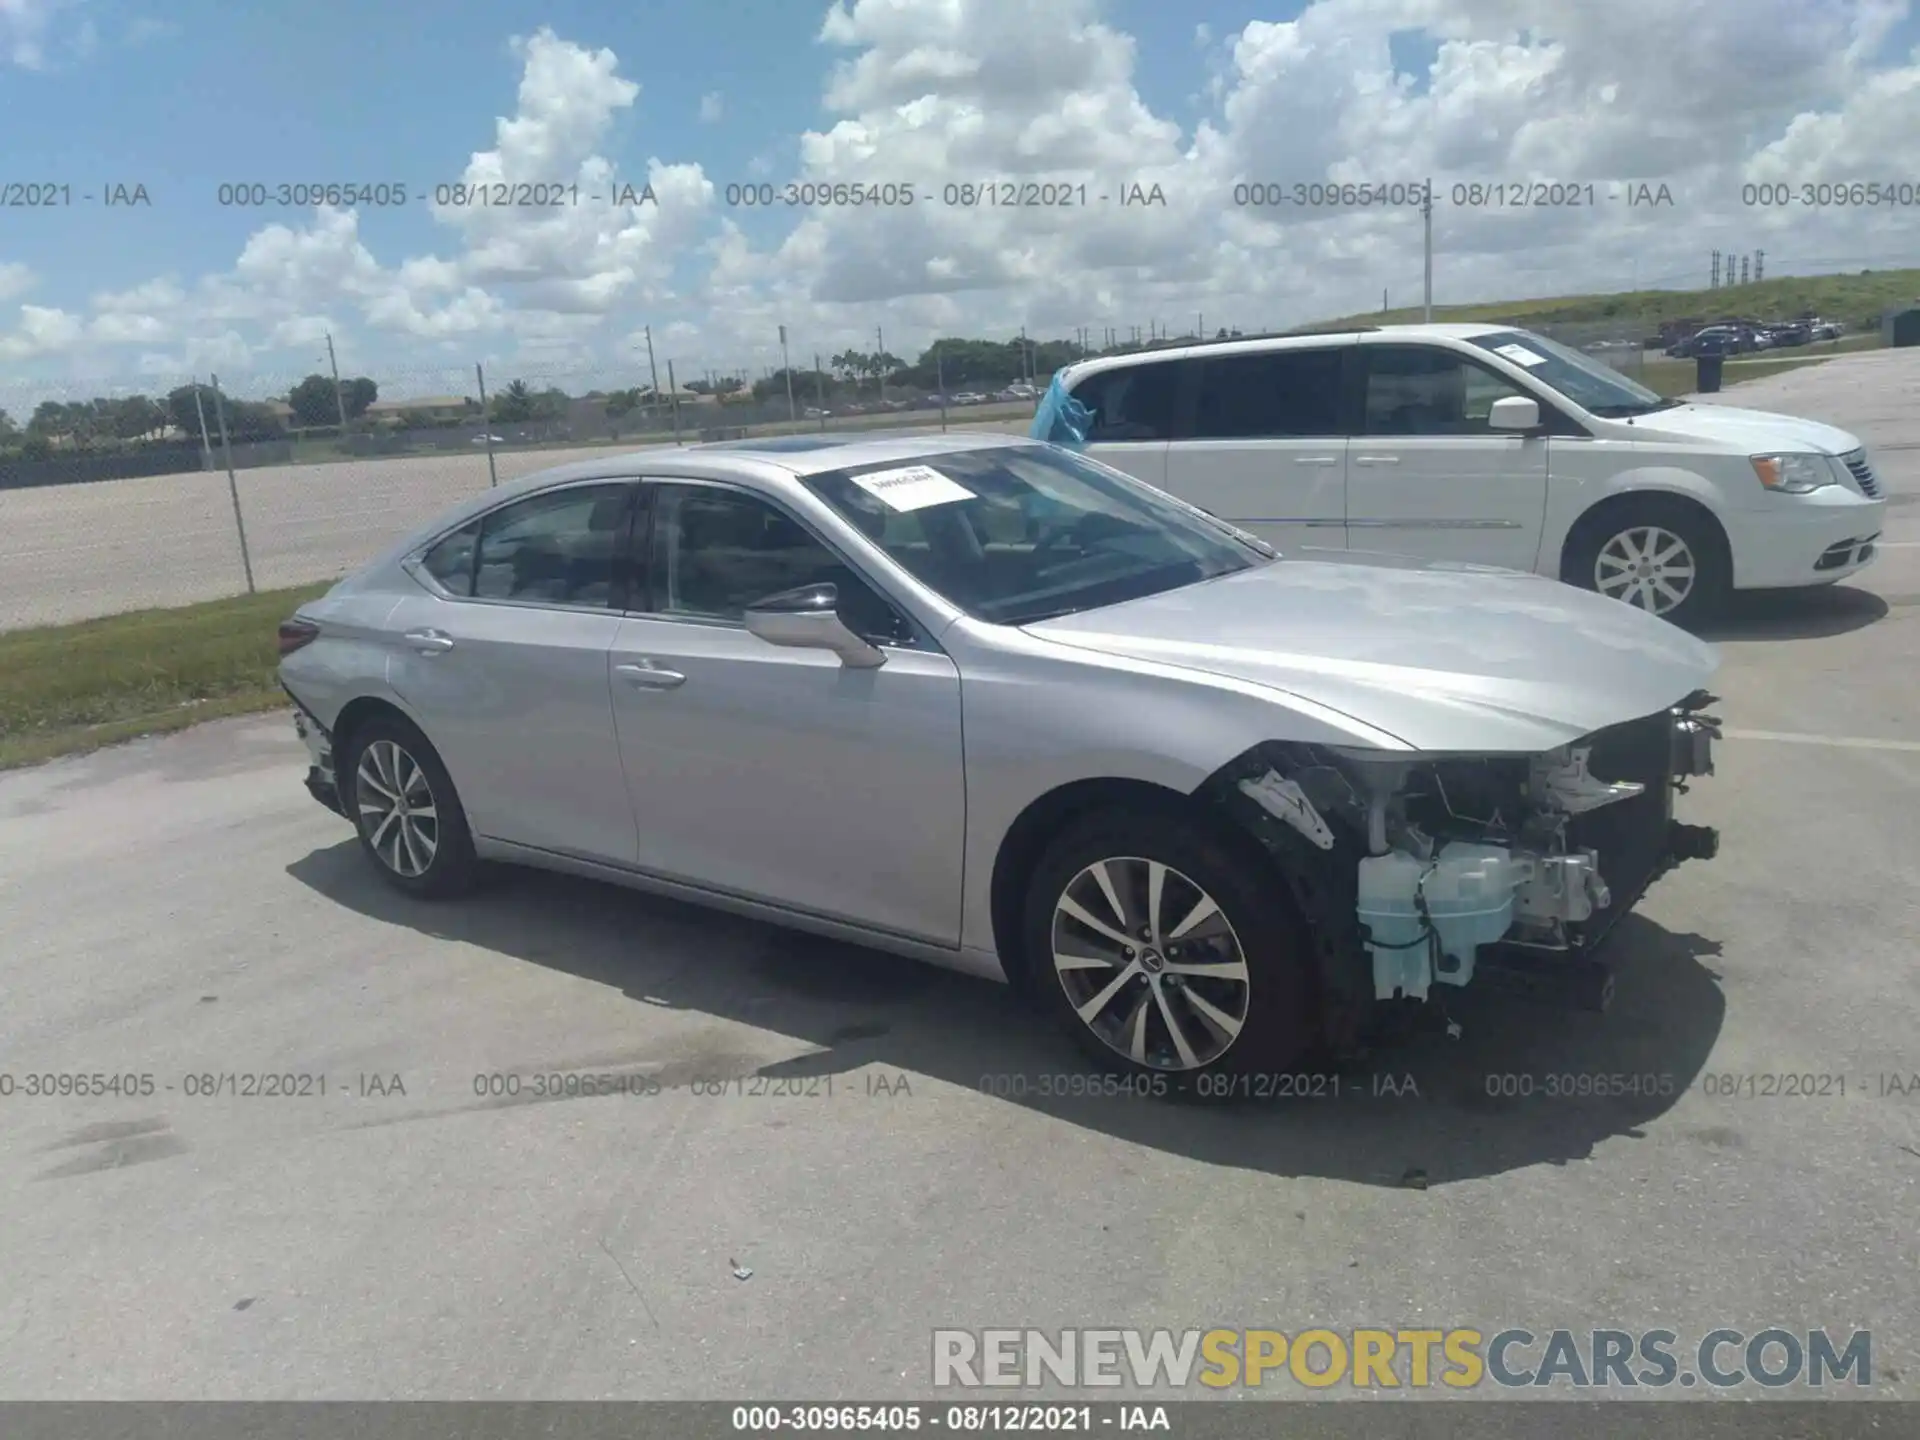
top-left (1293, 456), bottom-right (1339, 466)
top-left (404, 628), bottom-right (455, 655)
top-left (616, 660), bottom-right (687, 690)
top-left (1352, 455), bottom-right (1402, 465)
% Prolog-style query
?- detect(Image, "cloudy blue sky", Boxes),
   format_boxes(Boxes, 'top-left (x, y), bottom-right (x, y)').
top-left (3, 0), bottom-right (1918, 401)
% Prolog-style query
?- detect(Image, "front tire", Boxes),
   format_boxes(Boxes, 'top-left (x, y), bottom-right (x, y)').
top-left (1564, 497), bottom-right (1729, 626)
top-left (341, 714), bottom-right (480, 898)
top-left (1020, 807), bottom-right (1318, 1090)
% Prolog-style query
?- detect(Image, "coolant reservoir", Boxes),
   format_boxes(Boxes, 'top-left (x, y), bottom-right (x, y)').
top-left (1357, 842), bottom-right (1521, 1001)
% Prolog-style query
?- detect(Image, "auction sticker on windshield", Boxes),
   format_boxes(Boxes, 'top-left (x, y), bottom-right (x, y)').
top-left (852, 465), bottom-right (977, 512)
top-left (1493, 343), bottom-right (1549, 367)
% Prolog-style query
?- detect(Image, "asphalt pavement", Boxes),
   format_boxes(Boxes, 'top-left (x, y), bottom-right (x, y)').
top-left (0, 354), bottom-right (1915, 1406)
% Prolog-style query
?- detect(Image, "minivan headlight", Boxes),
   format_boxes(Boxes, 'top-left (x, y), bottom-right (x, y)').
top-left (1750, 453), bottom-right (1836, 494)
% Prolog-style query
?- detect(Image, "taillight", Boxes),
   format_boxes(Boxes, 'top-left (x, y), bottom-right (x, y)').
top-left (277, 618), bottom-right (320, 656)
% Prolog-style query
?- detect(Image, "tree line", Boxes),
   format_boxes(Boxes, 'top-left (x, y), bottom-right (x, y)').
top-left (0, 329), bottom-right (1229, 460)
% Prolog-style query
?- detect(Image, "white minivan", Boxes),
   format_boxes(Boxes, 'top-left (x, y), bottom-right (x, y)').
top-left (1039, 323), bottom-right (1888, 623)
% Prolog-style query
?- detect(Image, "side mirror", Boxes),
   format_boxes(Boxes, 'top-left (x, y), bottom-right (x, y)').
top-left (743, 583), bottom-right (887, 669)
top-left (1488, 396), bottom-right (1541, 431)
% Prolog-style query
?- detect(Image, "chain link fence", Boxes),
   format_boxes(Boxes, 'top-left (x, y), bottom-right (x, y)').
top-left (0, 356), bottom-right (1057, 631)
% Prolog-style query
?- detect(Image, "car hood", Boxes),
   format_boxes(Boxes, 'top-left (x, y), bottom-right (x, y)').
top-left (1622, 402), bottom-right (1862, 455)
top-left (1021, 551), bottom-right (1720, 754)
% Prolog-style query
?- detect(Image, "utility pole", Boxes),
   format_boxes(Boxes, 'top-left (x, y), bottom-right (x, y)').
top-left (208, 374), bottom-right (255, 594)
top-left (875, 325), bottom-right (885, 405)
top-left (1019, 326), bottom-right (1029, 385)
top-left (192, 379), bottom-right (214, 470)
top-left (814, 352), bottom-right (826, 429)
top-left (666, 360), bottom-right (683, 445)
top-left (1420, 181), bottom-right (1436, 322)
top-left (1197, 312), bottom-right (1204, 339)
top-left (325, 331), bottom-right (350, 436)
top-left (779, 324), bottom-right (797, 424)
top-left (1755, 249), bottom-right (1764, 283)
top-left (643, 325), bottom-right (661, 421)
top-left (474, 363), bottom-right (498, 487)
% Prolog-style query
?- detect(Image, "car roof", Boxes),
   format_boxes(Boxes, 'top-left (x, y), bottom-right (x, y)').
top-left (1059, 321), bottom-right (1521, 381)
top-left (360, 429), bottom-right (1043, 571)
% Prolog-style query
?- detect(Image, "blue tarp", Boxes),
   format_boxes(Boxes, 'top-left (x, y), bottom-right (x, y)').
top-left (1029, 372), bottom-right (1092, 449)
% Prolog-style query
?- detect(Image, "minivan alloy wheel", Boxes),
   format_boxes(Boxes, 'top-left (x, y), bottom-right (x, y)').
top-left (1051, 856), bottom-right (1252, 1071)
top-left (356, 739), bottom-right (439, 878)
top-left (1593, 524), bottom-right (1697, 615)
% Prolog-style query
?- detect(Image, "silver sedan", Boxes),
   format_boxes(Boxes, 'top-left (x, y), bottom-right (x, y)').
top-left (279, 432), bottom-right (1723, 1087)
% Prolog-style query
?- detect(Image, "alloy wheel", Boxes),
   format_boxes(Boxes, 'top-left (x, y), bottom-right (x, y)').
top-left (356, 739), bottom-right (440, 878)
top-left (1594, 524), bottom-right (1697, 615)
top-left (1050, 856), bottom-right (1251, 1071)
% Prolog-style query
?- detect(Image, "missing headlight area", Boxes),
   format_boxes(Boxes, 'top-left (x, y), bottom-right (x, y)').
top-left (1206, 692), bottom-right (1722, 1034)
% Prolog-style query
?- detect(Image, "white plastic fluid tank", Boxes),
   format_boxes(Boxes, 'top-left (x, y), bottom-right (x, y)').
top-left (1357, 842), bottom-right (1520, 1000)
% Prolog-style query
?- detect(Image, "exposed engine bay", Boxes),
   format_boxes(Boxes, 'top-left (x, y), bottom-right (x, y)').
top-left (1205, 691), bottom-right (1722, 1031)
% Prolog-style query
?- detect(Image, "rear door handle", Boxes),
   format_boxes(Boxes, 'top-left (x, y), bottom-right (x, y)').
top-left (1293, 456), bottom-right (1340, 466)
top-left (404, 628), bottom-right (455, 655)
top-left (1352, 455), bottom-right (1401, 465)
top-left (616, 660), bottom-right (687, 690)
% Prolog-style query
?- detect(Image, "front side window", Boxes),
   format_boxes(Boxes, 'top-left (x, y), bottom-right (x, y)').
top-left (1361, 346), bottom-right (1529, 437)
top-left (472, 483), bottom-right (632, 607)
top-left (1466, 328), bottom-right (1673, 416)
top-left (646, 485), bottom-right (909, 644)
top-left (1192, 348), bottom-right (1347, 439)
top-left (801, 443), bottom-right (1270, 626)
top-left (1070, 361), bottom-right (1186, 441)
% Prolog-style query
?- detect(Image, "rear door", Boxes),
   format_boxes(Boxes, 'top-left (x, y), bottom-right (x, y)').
top-left (1159, 344), bottom-right (1353, 553)
top-left (384, 480), bottom-right (641, 865)
top-left (1071, 358), bottom-right (1187, 489)
top-left (1342, 343), bottom-right (1549, 570)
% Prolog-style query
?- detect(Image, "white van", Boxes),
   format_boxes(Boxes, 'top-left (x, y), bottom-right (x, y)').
top-left (1042, 323), bottom-right (1887, 623)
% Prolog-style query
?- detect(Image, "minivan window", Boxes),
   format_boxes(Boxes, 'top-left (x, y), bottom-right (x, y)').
top-left (802, 443), bottom-right (1268, 626)
top-left (1193, 348), bottom-right (1346, 439)
top-left (1362, 346), bottom-right (1529, 436)
top-left (1070, 362), bottom-right (1185, 442)
top-left (1466, 329), bottom-right (1676, 416)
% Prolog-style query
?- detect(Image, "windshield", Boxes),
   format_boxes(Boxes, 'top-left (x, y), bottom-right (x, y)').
top-left (801, 444), bottom-right (1273, 625)
top-left (1468, 329), bottom-right (1678, 416)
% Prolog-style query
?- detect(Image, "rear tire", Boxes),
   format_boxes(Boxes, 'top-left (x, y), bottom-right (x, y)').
top-left (341, 713), bottom-right (480, 898)
top-left (1563, 496), bottom-right (1729, 627)
top-left (1020, 807), bottom-right (1319, 1096)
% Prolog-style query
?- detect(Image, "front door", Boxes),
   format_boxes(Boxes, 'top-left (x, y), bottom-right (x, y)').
top-left (384, 481), bottom-right (641, 865)
top-left (1342, 343), bottom-right (1549, 570)
top-left (608, 481), bottom-right (967, 945)
top-left (1160, 345), bottom-right (1352, 554)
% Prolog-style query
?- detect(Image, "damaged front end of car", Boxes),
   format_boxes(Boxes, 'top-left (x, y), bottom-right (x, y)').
top-left (1198, 691), bottom-right (1722, 1055)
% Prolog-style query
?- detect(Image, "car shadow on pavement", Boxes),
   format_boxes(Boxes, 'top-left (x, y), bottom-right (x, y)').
top-left (289, 843), bottom-right (1727, 1190)
top-left (1692, 583), bottom-right (1887, 641)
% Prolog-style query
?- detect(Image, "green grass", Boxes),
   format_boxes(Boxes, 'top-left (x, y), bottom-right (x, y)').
top-left (0, 582), bottom-right (333, 770)
top-left (1323, 268), bottom-right (1920, 332)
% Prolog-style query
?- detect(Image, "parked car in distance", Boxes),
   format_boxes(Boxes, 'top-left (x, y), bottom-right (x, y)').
top-left (279, 433), bottom-right (1723, 1088)
top-left (952, 392), bottom-right (986, 406)
top-left (1769, 322), bottom-right (1811, 347)
top-left (1038, 321), bottom-right (1887, 624)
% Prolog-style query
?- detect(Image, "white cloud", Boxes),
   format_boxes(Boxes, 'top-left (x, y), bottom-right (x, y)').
top-left (0, 261), bottom-right (36, 301)
top-left (700, 90), bottom-right (724, 123)
top-left (0, 305), bottom-right (85, 359)
top-left (4, 2), bottom-right (1920, 389)
top-left (0, 0), bottom-right (75, 68)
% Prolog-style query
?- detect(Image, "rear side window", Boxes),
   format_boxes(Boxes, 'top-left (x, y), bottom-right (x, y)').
top-left (472, 483), bottom-right (633, 607)
top-left (1192, 348), bottom-right (1347, 439)
top-left (1069, 361), bottom-right (1185, 441)
top-left (420, 521), bottom-right (479, 596)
